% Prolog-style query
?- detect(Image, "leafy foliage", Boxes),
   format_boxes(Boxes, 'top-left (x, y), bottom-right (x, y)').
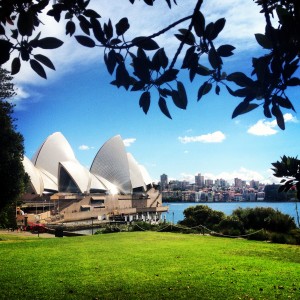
top-left (272, 155), bottom-right (300, 201)
top-left (0, 68), bottom-right (28, 213)
top-left (0, 0), bottom-right (299, 125)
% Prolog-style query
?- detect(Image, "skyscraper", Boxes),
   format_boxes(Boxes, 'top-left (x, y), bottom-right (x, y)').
top-left (160, 173), bottom-right (168, 191)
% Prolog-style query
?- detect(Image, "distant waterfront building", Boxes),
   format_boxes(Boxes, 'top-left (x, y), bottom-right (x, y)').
top-left (205, 179), bottom-right (213, 187)
top-left (160, 173), bottom-right (168, 191)
top-left (195, 173), bottom-right (204, 188)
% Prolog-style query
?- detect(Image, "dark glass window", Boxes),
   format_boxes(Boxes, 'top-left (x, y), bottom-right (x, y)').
top-left (59, 167), bottom-right (80, 193)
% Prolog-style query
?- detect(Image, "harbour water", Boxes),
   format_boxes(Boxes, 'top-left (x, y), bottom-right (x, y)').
top-left (163, 201), bottom-right (300, 225)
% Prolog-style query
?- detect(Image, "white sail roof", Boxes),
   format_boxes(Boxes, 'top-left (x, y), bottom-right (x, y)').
top-left (32, 132), bottom-right (76, 178)
top-left (127, 153), bottom-right (146, 190)
top-left (59, 161), bottom-right (91, 193)
top-left (90, 135), bottom-right (132, 194)
top-left (22, 156), bottom-right (44, 195)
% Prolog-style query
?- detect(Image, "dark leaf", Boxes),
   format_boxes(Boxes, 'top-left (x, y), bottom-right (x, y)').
top-left (66, 21), bottom-right (76, 36)
top-left (18, 10), bottom-right (34, 36)
top-left (215, 85), bottom-right (220, 95)
top-left (159, 97), bottom-right (172, 119)
top-left (144, 0), bottom-right (154, 5)
top-left (75, 35), bottom-right (95, 47)
top-left (65, 12), bottom-right (73, 19)
top-left (172, 90), bottom-right (183, 109)
top-left (90, 18), bottom-right (106, 44)
top-left (11, 57), bottom-right (21, 75)
top-left (133, 54), bottom-right (151, 83)
top-left (272, 95), bottom-right (295, 111)
top-left (11, 29), bottom-right (18, 39)
top-left (0, 40), bottom-right (13, 65)
top-left (226, 72), bottom-right (255, 87)
top-left (132, 36), bottom-right (159, 50)
top-left (155, 69), bottom-right (179, 85)
top-left (34, 37), bottom-right (64, 49)
top-left (110, 38), bottom-right (122, 45)
top-left (165, 0), bottom-right (172, 9)
top-left (204, 22), bottom-right (214, 40)
top-left (115, 63), bottom-right (131, 90)
top-left (158, 88), bottom-right (172, 97)
top-left (34, 54), bottom-right (55, 70)
top-left (182, 46), bottom-right (197, 69)
top-left (104, 19), bottom-right (113, 40)
top-left (105, 50), bottom-right (117, 75)
top-left (225, 84), bottom-right (237, 97)
top-left (84, 9), bottom-right (101, 18)
top-left (195, 64), bottom-right (213, 76)
top-left (139, 91), bottom-right (151, 114)
top-left (208, 48), bottom-right (222, 69)
top-left (152, 48), bottom-right (168, 71)
top-left (193, 10), bottom-right (205, 37)
top-left (79, 15), bottom-right (91, 35)
top-left (177, 81), bottom-right (188, 109)
top-left (210, 18), bottom-right (226, 40)
top-left (131, 81), bottom-right (145, 91)
top-left (255, 33), bottom-right (272, 49)
top-left (287, 77), bottom-right (300, 86)
top-left (197, 81), bottom-right (212, 101)
top-left (217, 44), bottom-right (235, 57)
top-left (175, 29), bottom-right (195, 46)
top-left (264, 103), bottom-right (272, 118)
top-left (0, 24), bottom-right (4, 35)
top-left (30, 59), bottom-right (47, 79)
top-left (116, 18), bottom-right (130, 36)
top-left (232, 101), bottom-right (258, 118)
top-left (271, 105), bottom-right (285, 130)
top-left (129, 0), bottom-right (135, 3)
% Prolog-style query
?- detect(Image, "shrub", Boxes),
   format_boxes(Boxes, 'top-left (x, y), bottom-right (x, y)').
top-left (246, 229), bottom-right (270, 241)
top-left (179, 205), bottom-right (225, 230)
top-left (217, 216), bottom-right (244, 236)
top-left (232, 207), bottom-right (297, 232)
top-left (270, 232), bottom-right (295, 244)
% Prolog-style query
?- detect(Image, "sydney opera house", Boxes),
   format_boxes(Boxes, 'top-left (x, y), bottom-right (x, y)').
top-left (21, 132), bottom-right (167, 224)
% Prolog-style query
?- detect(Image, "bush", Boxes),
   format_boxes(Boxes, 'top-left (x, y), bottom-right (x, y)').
top-left (289, 229), bottom-right (300, 245)
top-left (217, 216), bottom-right (244, 236)
top-left (246, 229), bottom-right (270, 241)
top-left (232, 207), bottom-right (297, 232)
top-left (179, 205), bottom-right (225, 230)
top-left (270, 232), bottom-right (295, 244)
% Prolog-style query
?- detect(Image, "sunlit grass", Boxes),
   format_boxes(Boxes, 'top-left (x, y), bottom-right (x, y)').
top-left (0, 232), bottom-right (299, 299)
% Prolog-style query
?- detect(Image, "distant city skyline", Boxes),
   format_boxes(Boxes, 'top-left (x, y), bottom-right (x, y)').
top-left (160, 173), bottom-right (267, 187)
top-left (8, 1), bottom-right (300, 185)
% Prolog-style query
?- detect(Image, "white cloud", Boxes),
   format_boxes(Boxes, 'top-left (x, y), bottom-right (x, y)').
top-left (79, 145), bottom-right (90, 151)
top-left (247, 113), bottom-right (298, 136)
top-left (178, 131), bottom-right (226, 144)
top-left (184, 150), bottom-right (189, 154)
top-left (123, 138), bottom-right (136, 147)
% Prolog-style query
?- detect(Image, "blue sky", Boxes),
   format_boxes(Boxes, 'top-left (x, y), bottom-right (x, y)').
top-left (8, 0), bottom-right (300, 184)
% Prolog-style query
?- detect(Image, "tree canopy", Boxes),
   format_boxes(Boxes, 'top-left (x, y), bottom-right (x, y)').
top-left (0, 68), bottom-right (28, 213)
top-left (0, 0), bottom-right (299, 128)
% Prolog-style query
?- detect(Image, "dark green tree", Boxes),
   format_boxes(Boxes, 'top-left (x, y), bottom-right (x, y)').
top-left (179, 205), bottom-right (225, 229)
top-left (272, 155), bottom-right (300, 226)
top-left (0, 0), bottom-right (299, 127)
top-left (0, 68), bottom-right (28, 219)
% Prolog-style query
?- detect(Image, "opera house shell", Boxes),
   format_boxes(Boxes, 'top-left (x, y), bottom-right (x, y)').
top-left (21, 132), bottom-right (166, 223)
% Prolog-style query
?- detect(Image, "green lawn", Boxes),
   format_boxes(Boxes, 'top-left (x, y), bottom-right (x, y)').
top-left (0, 232), bottom-right (299, 299)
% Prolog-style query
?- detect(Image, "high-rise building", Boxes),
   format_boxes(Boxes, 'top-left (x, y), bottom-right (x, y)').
top-left (195, 173), bottom-right (204, 188)
top-left (160, 173), bottom-right (168, 191)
